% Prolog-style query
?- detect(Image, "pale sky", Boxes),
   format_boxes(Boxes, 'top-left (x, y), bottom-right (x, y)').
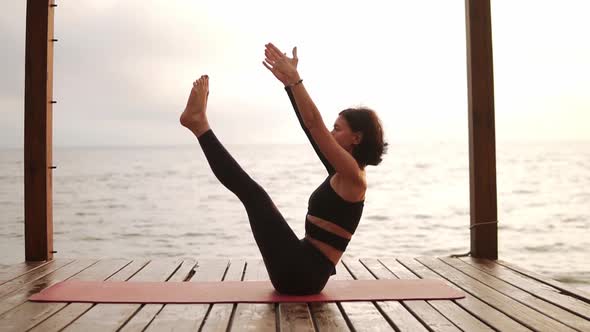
top-left (1, 0), bottom-right (588, 147)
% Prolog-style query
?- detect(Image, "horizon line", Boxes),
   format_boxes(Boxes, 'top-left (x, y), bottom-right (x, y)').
top-left (2, 138), bottom-right (590, 150)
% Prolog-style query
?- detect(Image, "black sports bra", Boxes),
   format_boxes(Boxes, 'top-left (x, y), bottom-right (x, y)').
top-left (306, 173), bottom-right (364, 251)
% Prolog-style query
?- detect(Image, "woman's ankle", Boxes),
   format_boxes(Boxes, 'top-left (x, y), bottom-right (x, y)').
top-left (192, 121), bottom-right (211, 138)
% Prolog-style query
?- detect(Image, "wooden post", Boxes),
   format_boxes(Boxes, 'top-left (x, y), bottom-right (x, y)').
top-left (465, 0), bottom-right (498, 259)
top-left (24, 0), bottom-right (55, 261)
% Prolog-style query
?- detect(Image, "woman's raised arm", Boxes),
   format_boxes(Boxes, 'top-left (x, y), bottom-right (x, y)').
top-left (285, 85), bottom-right (335, 175)
top-left (262, 43), bottom-right (363, 184)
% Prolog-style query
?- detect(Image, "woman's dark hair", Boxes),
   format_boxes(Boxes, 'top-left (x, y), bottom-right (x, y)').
top-left (339, 107), bottom-right (388, 167)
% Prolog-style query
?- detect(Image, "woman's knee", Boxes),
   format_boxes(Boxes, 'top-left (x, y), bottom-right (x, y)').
top-left (234, 178), bottom-right (268, 204)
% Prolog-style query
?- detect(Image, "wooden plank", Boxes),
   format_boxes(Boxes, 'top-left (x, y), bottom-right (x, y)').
top-left (278, 300), bottom-right (314, 332)
top-left (364, 258), bottom-right (492, 332)
top-left (308, 301), bottom-right (350, 332)
top-left (416, 257), bottom-right (577, 332)
top-left (496, 259), bottom-right (590, 302)
top-left (465, 0), bottom-right (498, 259)
top-left (0, 259), bottom-right (96, 317)
top-left (230, 260), bottom-right (276, 331)
top-left (200, 260), bottom-right (245, 332)
top-left (24, 0), bottom-right (55, 262)
top-left (336, 259), bottom-right (394, 331)
top-left (0, 259), bottom-right (98, 331)
top-left (61, 259), bottom-right (185, 332)
top-left (461, 258), bottom-right (590, 317)
top-left (308, 265), bottom-right (351, 332)
top-left (0, 259), bottom-right (73, 297)
top-left (117, 258), bottom-right (197, 332)
top-left (0, 261), bottom-right (50, 284)
top-left (442, 257), bottom-right (590, 331)
top-left (28, 259), bottom-right (150, 332)
top-left (345, 258), bottom-right (432, 332)
top-left (397, 257), bottom-right (532, 332)
top-left (141, 259), bottom-right (228, 331)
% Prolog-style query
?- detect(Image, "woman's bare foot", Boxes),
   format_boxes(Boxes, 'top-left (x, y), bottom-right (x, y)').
top-left (180, 75), bottom-right (211, 137)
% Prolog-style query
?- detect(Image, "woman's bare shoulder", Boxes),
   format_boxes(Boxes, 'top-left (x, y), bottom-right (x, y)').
top-left (332, 171), bottom-right (366, 202)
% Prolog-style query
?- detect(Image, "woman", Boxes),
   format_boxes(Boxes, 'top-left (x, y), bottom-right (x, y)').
top-left (179, 43), bottom-right (387, 295)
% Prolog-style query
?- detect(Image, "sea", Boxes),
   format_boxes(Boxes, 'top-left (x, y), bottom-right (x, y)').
top-left (1, 141), bottom-right (589, 291)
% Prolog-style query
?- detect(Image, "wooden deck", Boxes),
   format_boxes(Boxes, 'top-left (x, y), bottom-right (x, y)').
top-left (0, 257), bottom-right (589, 331)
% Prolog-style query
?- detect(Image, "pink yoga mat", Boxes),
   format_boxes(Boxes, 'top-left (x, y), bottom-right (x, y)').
top-left (29, 279), bottom-right (464, 303)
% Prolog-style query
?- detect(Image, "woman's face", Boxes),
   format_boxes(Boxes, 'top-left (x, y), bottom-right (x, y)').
top-left (331, 116), bottom-right (361, 152)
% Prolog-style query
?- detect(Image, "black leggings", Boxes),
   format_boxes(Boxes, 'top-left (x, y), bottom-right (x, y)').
top-left (197, 129), bottom-right (335, 295)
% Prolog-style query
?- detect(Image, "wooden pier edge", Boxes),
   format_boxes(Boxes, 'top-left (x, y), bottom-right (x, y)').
top-left (2, 257), bottom-right (589, 331)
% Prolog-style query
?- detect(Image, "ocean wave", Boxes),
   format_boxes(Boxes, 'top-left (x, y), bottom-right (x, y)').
top-left (366, 215), bottom-right (389, 221)
top-left (513, 189), bottom-right (537, 194)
